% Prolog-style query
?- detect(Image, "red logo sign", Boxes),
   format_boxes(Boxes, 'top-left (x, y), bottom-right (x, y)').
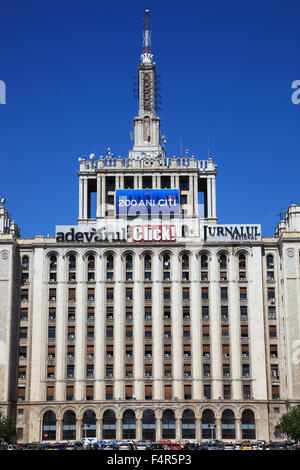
top-left (132, 225), bottom-right (176, 242)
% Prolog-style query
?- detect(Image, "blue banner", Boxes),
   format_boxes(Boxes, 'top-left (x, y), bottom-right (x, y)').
top-left (116, 189), bottom-right (180, 216)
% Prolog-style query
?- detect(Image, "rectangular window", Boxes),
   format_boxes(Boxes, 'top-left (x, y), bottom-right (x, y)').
top-left (240, 287), bottom-right (247, 299)
top-left (67, 345), bottom-right (75, 358)
top-left (106, 386), bottom-right (113, 400)
top-left (106, 345), bottom-right (113, 358)
top-left (48, 327), bottom-right (56, 339)
top-left (126, 326), bottom-right (133, 338)
top-left (241, 326), bottom-right (248, 337)
top-left (68, 326), bottom-right (75, 339)
top-left (220, 287), bottom-right (228, 300)
top-left (164, 385), bottom-right (172, 400)
top-left (184, 385), bottom-right (192, 400)
top-left (222, 326), bottom-right (229, 337)
top-left (125, 385), bottom-right (133, 400)
top-left (221, 306), bottom-right (228, 319)
top-left (87, 288), bottom-right (95, 300)
top-left (202, 306), bottom-right (209, 319)
top-left (184, 364), bottom-right (191, 377)
top-left (203, 344), bottom-right (210, 357)
top-left (48, 345), bottom-right (55, 358)
top-left (21, 289), bottom-right (29, 301)
top-left (268, 288), bottom-right (275, 301)
top-left (270, 345), bottom-right (278, 357)
top-left (19, 327), bottom-right (27, 339)
top-left (223, 384), bottom-right (231, 400)
top-left (203, 364), bottom-right (210, 377)
top-left (269, 325), bottom-right (277, 338)
top-left (183, 287), bottom-right (190, 300)
top-left (66, 386), bottom-right (74, 401)
top-left (272, 385), bottom-right (280, 399)
top-left (145, 385), bottom-right (152, 400)
top-left (86, 385), bottom-right (94, 401)
top-left (204, 384), bottom-right (211, 400)
top-left (183, 325), bottom-right (190, 337)
top-left (202, 325), bottom-right (210, 338)
top-left (68, 288), bottom-right (76, 301)
top-left (47, 365), bottom-right (55, 378)
top-left (145, 326), bottom-right (152, 338)
top-left (87, 345), bottom-right (94, 357)
top-left (46, 386), bottom-right (54, 401)
top-left (126, 288), bottom-right (133, 300)
top-left (243, 385), bottom-right (251, 399)
top-left (106, 288), bottom-right (114, 300)
top-left (145, 364), bottom-right (152, 377)
top-left (49, 288), bottom-right (56, 301)
top-left (201, 287), bottom-right (209, 299)
top-left (87, 326), bottom-right (94, 338)
top-left (163, 287), bottom-right (170, 300)
top-left (164, 364), bottom-right (172, 377)
top-left (106, 326), bottom-right (114, 339)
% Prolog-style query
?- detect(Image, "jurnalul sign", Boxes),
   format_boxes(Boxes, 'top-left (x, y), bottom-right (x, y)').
top-left (204, 224), bottom-right (261, 242)
top-left (116, 189), bottom-right (180, 216)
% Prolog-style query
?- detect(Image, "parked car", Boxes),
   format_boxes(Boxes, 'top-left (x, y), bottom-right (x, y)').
top-left (136, 441), bottom-right (148, 450)
top-left (170, 444), bottom-right (182, 450)
top-left (223, 444), bottom-right (235, 450)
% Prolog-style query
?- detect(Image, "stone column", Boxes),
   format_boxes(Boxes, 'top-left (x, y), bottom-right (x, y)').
top-left (176, 417), bottom-right (181, 442)
top-left (95, 252), bottom-right (105, 399)
top-left (101, 175), bottom-right (106, 217)
top-left (55, 253), bottom-right (67, 400)
top-left (172, 253), bottom-right (183, 399)
top-left (207, 177), bottom-right (212, 218)
top-left (211, 175), bottom-right (216, 219)
top-left (191, 252), bottom-right (201, 399)
top-left (77, 418), bottom-right (83, 440)
top-left (96, 174), bottom-right (101, 218)
top-left (216, 418), bottom-right (222, 441)
top-left (116, 417), bottom-right (122, 441)
top-left (96, 418), bottom-right (102, 440)
top-left (83, 178), bottom-right (88, 219)
top-left (236, 417), bottom-right (242, 442)
top-left (56, 418), bottom-right (62, 441)
top-left (189, 175), bottom-right (194, 216)
top-left (193, 174), bottom-right (198, 217)
top-left (210, 252), bottom-right (222, 399)
top-left (136, 413), bottom-right (143, 441)
top-left (133, 253), bottom-right (144, 399)
top-left (156, 417), bottom-right (162, 441)
top-left (75, 253), bottom-right (86, 400)
top-left (114, 253), bottom-right (124, 399)
top-left (229, 255), bottom-right (242, 399)
top-left (153, 252), bottom-right (163, 399)
top-left (195, 417), bottom-right (202, 441)
top-left (79, 177), bottom-right (84, 219)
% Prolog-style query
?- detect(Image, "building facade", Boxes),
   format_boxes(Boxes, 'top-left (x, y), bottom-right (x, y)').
top-left (1, 11), bottom-right (300, 443)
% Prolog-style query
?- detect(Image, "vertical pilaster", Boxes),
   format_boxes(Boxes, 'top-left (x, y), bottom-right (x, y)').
top-left (133, 253), bottom-right (144, 398)
top-left (229, 255), bottom-right (242, 399)
top-left (114, 253), bottom-right (124, 399)
top-left (96, 174), bottom-right (101, 218)
top-left (153, 252), bottom-right (163, 399)
top-left (75, 253), bottom-right (85, 400)
top-left (172, 253), bottom-right (183, 399)
top-left (207, 177), bottom-right (212, 218)
top-left (55, 253), bottom-right (66, 400)
top-left (95, 252), bottom-right (105, 399)
top-left (83, 178), bottom-right (88, 220)
top-left (210, 252), bottom-right (222, 399)
top-left (191, 252), bottom-right (201, 399)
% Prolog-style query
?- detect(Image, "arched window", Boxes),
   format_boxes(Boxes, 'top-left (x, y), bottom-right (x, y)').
top-left (144, 254), bottom-right (152, 281)
top-left (106, 254), bottom-right (114, 282)
top-left (221, 409), bottom-right (235, 439)
top-left (181, 253), bottom-right (190, 281)
top-left (200, 254), bottom-right (209, 281)
top-left (62, 410), bottom-right (76, 440)
top-left (242, 409), bottom-right (256, 440)
top-left (219, 253), bottom-right (227, 269)
top-left (42, 410), bottom-right (56, 441)
top-left (87, 255), bottom-right (95, 282)
top-left (162, 254), bottom-right (171, 281)
top-left (22, 255), bottom-right (29, 270)
top-left (202, 409), bottom-right (215, 439)
top-left (267, 254), bottom-right (274, 269)
top-left (162, 409), bottom-right (176, 439)
top-left (122, 410), bottom-right (136, 439)
top-left (125, 254), bottom-right (133, 282)
top-left (102, 410), bottom-right (116, 440)
top-left (182, 409), bottom-right (195, 439)
top-left (83, 410), bottom-right (96, 438)
top-left (238, 254), bottom-right (247, 280)
top-left (49, 255), bottom-right (57, 270)
top-left (69, 255), bottom-right (76, 270)
top-left (142, 410), bottom-right (156, 441)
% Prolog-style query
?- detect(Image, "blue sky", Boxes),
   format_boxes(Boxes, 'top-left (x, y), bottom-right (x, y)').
top-left (1, 0), bottom-right (300, 238)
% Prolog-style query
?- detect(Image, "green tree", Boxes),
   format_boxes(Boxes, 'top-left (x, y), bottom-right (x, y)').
top-left (0, 413), bottom-right (16, 444)
top-left (278, 405), bottom-right (300, 442)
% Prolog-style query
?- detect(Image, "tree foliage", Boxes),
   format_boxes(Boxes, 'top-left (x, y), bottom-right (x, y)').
top-left (278, 406), bottom-right (300, 442)
top-left (0, 412), bottom-right (16, 444)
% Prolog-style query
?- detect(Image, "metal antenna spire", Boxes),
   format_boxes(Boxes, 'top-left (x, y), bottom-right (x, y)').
top-left (143, 10), bottom-right (151, 53)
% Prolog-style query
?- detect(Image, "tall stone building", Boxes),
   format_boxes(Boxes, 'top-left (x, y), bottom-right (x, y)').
top-left (1, 11), bottom-right (300, 443)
